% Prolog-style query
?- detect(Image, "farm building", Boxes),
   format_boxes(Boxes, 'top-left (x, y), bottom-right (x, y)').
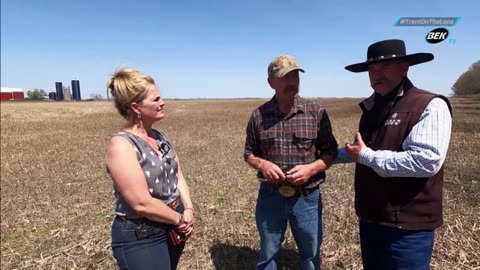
top-left (0, 87), bottom-right (25, 101)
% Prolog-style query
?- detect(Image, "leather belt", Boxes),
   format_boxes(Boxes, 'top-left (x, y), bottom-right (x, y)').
top-left (265, 182), bottom-right (316, 197)
top-left (168, 197), bottom-right (181, 210)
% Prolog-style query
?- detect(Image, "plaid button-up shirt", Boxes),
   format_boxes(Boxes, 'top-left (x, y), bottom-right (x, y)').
top-left (244, 95), bottom-right (338, 186)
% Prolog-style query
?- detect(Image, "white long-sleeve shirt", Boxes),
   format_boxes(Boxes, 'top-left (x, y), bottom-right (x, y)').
top-left (336, 97), bottom-right (452, 177)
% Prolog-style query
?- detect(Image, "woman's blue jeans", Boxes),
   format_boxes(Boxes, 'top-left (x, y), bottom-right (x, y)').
top-left (111, 214), bottom-right (185, 270)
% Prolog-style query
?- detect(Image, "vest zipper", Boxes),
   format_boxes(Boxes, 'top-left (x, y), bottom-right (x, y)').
top-left (394, 206), bottom-right (400, 225)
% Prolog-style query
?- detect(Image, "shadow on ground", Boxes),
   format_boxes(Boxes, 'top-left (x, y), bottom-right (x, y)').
top-left (210, 242), bottom-right (301, 270)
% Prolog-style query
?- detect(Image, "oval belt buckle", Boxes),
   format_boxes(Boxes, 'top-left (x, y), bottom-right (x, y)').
top-left (278, 185), bottom-right (296, 198)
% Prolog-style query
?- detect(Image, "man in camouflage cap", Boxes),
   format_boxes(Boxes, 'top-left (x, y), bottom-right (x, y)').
top-left (244, 54), bottom-right (338, 269)
top-left (267, 54), bottom-right (305, 78)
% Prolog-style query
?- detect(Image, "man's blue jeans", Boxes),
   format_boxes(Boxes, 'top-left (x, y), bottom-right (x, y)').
top-left (255, 182), bottom-right (322, 270)
top-left (359, 219), bottom-right (435, 270)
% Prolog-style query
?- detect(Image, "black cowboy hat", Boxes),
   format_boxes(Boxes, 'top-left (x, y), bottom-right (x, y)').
top-left (345, 39), bottom-right (434, 73)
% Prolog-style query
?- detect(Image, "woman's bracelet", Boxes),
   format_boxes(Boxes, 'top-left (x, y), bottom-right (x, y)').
top-left (176, 213), bottom-right (184, 225)
top-left (184, 207), bottom-right (195, 214)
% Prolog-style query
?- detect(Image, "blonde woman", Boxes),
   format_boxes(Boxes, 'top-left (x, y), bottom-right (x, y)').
top-left (106, 68), bottom-right (194, 270)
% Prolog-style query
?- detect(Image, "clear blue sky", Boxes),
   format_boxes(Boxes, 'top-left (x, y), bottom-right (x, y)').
top-left (1, 0), bottom-right (479, 99)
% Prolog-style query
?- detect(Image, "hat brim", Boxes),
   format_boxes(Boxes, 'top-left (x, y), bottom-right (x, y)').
top-left (277, 67), bottom-right (305, 78)
top-left (345, 53), bottom-right (434, 73)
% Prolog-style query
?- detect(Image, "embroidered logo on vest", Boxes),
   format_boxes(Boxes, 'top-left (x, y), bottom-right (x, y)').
top-left (385, 113), bottom-right (401, 126)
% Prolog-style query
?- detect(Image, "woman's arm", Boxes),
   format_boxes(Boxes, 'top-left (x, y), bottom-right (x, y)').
top-left (174, 156), bottom-right (194, 236)
top-left (175, 157), bottom-right (193, 214)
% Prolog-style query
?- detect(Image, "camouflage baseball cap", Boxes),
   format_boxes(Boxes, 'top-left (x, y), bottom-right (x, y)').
top-left (268, 54), bottom-right (305, 78)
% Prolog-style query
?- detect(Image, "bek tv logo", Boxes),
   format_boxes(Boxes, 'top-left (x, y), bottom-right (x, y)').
top-left (426, 28), bottom-right (449, 44)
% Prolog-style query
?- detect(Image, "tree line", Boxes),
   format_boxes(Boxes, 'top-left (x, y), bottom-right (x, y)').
top-left (452, 60), bottom-right (480, 96)
top-left (26, 89), bottom-right (104, 100)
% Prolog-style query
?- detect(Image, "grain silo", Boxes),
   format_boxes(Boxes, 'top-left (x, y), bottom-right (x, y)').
top-left (55, 82), bottom-right (64, 100)
top-left (48, 92), bottom-right (57, 100)
top-left (63, 86), bottom-right (72, 101)
top-left (72, 80), bottom-right (81, 101)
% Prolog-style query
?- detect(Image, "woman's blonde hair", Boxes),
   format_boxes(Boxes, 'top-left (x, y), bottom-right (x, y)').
top-left (107, 68), bottom-right (155, 120)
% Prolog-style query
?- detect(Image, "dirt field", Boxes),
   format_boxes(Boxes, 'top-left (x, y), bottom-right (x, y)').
top-left (1, 97), bottom-right (479, 269)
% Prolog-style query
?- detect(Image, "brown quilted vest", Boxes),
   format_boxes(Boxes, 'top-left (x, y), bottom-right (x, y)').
top-left (355, 86), bottom-right (452, 230)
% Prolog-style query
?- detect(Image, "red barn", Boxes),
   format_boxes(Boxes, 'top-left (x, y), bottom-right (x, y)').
top-left (1, 88), bottom-right (25, 101)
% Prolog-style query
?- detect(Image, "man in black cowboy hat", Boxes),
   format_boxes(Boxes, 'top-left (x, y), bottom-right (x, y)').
top-left (337, 39), bottom-right (453, 269)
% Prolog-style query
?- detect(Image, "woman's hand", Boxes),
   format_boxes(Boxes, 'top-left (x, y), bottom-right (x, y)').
top-left (182, 208), bottom-right (194, 224)
top-left (176, 208), bottom-right (194, 239)
top-left (176, 221), bottom-right (193, 237)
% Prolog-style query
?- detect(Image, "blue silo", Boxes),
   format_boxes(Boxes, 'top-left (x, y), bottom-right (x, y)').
top-left (48, 92), bottom-right (57, 100)
top-left (71, 80), bottom-right (81, 101)
top-left (55, 82), bottom-right (64, 100)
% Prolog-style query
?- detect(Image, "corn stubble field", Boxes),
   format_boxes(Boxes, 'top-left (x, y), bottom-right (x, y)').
top-left (1, 97), bottom-right (479, 270)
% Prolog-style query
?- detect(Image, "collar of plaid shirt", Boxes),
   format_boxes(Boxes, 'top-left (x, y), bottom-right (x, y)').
top-left (270, 95), bottom-right (306, 117)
